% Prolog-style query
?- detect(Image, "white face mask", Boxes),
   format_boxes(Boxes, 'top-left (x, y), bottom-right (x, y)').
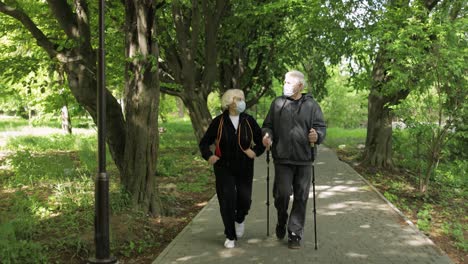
top-left (236, 100), bottom-right (246, 113)
top-left (283, 75), bottom-right (302, 97)
top-left (283, 83), bottom-right (295, 97)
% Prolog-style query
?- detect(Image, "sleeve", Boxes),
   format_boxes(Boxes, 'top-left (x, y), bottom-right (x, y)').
top-left (312, 102), bottom-right (326, 145)
top-left (261, 99), bottom-right (275, 139)
top-left (249, 116), bottom-right (266, 157)
top-left (199, 116), bottom-right (219, 160)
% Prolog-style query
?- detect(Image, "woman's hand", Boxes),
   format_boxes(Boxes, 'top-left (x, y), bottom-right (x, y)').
top-left (208, 155), bottom-right (220, 165)
top-left (243, 149), bottom-right (256, 159)
top-left (262, 133), bottom-right (272, 150)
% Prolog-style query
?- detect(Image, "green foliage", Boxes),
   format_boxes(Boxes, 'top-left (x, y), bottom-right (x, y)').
top-left (207, 91), bottom-right (222, 116)
top-left (416, 204), bottom-right (433, 233)
top-left (393, 97), bottom-right (466, 190)
top-left (321, 68), bottom-right (368, 128)
top-left (442, 222), bottom-right (468, 251)
top-left (159, 94), bottom-right (179, 122)
top-left (383, 191), bottom-right (398, 204)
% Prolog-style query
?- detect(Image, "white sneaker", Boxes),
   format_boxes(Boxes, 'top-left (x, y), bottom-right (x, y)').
top-left (224, 238), bottom-right (235, 248)
top-left (235, 221), bottom-right (245, 238)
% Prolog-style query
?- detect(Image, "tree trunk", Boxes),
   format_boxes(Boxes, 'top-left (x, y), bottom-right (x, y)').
top-left (182, 91), bottom-right (213, 142)
top-left (61, 105), bottom-right (72, 134)
top-left (176, 97), bottom-right (185, 118)
top-left (123, 0), bottom-right (162, 215)
top-left (1, 0), bottom-right (162, 215)
top-left (363, 89), bottom-right (394, 169)
top-left (62, 55), bottom-right (126, 174)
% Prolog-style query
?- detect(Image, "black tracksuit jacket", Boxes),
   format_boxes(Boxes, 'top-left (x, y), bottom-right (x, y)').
top-left (199, 111), bottom-right (265, 165)
top-left (262, 94), bottom-right (326, 164)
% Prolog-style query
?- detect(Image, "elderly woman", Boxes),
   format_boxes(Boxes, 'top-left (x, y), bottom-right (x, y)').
top-left (199, 89), bottom-right (265, 248)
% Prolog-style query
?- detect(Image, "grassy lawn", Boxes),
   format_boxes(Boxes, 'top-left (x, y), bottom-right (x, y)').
top-left (0, 117), bottom-right (215, 263)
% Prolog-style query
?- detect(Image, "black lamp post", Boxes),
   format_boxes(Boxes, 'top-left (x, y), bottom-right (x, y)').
top-left (88, 0), bottom-right (117, 263)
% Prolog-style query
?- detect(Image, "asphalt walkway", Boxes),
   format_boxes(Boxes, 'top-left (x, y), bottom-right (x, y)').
top-left (154, 146), bottom-right (453, 264)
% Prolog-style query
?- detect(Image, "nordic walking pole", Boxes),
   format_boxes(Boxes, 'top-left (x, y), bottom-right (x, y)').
top-left (266, 148), bottom-right (270, 236)
top-left (310, 135), bottom-right (318, 250)
top-left (312, 162), bottom-right (317, 249)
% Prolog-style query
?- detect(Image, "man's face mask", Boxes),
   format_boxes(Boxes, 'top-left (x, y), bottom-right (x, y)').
top-left (283, 76), bottom-right (298, 97)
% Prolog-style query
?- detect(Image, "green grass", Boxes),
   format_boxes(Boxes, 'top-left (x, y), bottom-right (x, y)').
top-left (0, 118), bottom-right (29, 132)
top-left (159, 119), bottom-right (198, 148)
top-left (324, 127), bottom-right (366, 148)
top-left (0, 118), bottom-right (214, 263)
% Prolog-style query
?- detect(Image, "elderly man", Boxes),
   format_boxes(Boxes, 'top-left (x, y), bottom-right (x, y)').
top-left (262, 70), bottom-right (326, 249)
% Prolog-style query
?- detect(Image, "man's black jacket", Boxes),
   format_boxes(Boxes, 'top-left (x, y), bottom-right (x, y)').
top-left (262, 94), bottom-right (326, 165)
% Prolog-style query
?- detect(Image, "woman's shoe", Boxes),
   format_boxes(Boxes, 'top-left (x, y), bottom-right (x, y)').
top-left (224, 238), bottom-right (235, 249)
top-left (235, 221), bottom-right (245, 238)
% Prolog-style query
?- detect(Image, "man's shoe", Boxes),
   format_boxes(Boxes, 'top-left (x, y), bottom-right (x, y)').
top-left (235, 221), bottom-right (245, 238)
top-left (276, 224), bottom-right (286, 240)
top-left (288, 234), bottom-right (301, 249)
top-left (224, 238), bottom-right (235, 249)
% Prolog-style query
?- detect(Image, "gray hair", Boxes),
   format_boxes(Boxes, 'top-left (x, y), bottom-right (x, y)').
top-left (221, 89), bottom-right (244, 110)
top-left (285, 70), bottom-right (305, 87)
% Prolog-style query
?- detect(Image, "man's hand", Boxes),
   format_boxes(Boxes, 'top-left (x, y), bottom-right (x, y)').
top-left (308, 128), bottom-right (318, 144)
top-left (262, 133), bottom-right (272, 149)
top-left (243, 149), bottom-right (256, 159)
top-left (208, 155), bottom-right (220, 165)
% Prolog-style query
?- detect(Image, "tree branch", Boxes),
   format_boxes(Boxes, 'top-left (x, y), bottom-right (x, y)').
top-left (160, 84), bottom-right (182, 97)
top-left (46, 0), bottom-right (80, 40)
top-left (74, 0), bottom-right (91, 44)
top-left (0, 1), bottom-right (57, 57)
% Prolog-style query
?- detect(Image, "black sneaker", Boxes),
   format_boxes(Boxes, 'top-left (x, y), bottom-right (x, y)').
top-left (288, 234), bottom-right (301, 249)
top-left (275, 224), bottom-right (286, 240)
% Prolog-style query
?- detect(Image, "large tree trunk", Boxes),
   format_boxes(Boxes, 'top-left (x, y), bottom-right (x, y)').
top-left (123, 0), bottom-right (162, 215)
top-left (362, 48), bottom-right (395, 169)
top-left (0, 1), bottom-right (162, 214)
top-left (363, 89), bottom-right (394, 169)
top-left (181, 91), bottom-right (213, 142)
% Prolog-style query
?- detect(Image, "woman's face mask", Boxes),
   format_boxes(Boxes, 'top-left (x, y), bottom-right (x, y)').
top-left (236, 100), bottom-right (246, 113)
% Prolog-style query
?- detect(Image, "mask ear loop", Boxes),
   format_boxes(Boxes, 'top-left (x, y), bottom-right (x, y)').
top-left (238, 119), bottom-right (253, 151)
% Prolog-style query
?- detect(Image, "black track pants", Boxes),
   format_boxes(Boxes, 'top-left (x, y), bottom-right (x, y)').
top-left (214, 161), bottom-right (254, 240)
top-left (273, 163), bottom-right (311, 238)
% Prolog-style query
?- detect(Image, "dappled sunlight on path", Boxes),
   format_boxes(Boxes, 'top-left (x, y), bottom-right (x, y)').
top-left (153, 146), bottom-right (453, 264)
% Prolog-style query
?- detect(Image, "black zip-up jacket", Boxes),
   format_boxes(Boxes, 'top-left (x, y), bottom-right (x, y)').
top-left (199, 111), bottom-right (265, 166)
top-left (262, 94), bottom-right (326, 164)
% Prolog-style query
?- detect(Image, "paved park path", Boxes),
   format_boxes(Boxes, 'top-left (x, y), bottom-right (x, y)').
top-left (154, 146), bottom-right (453, 264)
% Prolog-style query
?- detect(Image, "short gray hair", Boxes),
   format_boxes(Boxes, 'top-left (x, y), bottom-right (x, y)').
top-left (285, 70), bottom-right (305, 87)
top-left (221, 89), bottom-right (244, 110)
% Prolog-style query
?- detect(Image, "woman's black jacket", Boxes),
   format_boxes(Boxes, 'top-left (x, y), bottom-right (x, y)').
top-left (199, 111), bottom-right (265, 166)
